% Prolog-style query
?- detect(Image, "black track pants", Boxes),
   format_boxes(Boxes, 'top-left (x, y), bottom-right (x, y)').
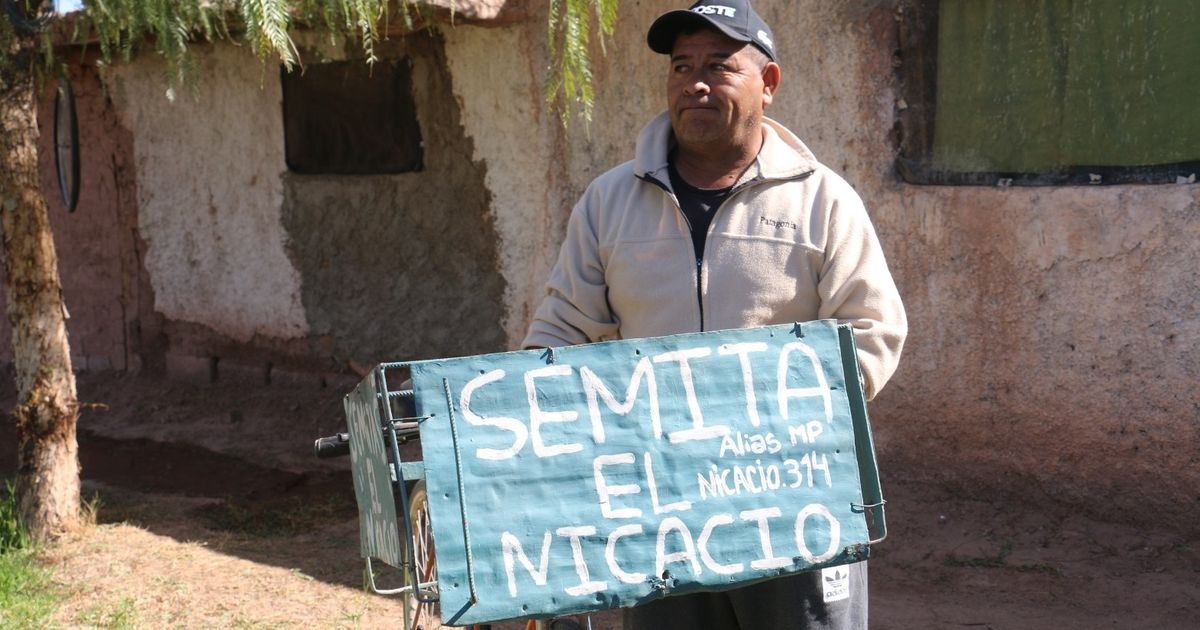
top-left (623, 561), bottom-right (868, 630)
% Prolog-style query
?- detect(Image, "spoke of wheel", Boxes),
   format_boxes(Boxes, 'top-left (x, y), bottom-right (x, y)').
top-left (413, 500), bottom-right (438, 629)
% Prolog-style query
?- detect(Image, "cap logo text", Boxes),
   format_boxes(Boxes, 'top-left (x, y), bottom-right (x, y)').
top-left (692, 5), bottom-right (737, 18)
top-left (757, 29), bottom-right (773, 50)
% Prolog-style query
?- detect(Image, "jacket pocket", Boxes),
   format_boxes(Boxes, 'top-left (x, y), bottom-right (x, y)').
top-left (605, 236), bottom-right (701, 337)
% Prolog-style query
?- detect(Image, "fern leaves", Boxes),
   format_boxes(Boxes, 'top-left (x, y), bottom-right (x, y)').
top-left (66, 0), bottom-right (616, 121)
top-left (547, 0), bottom-right (618, 125)
top-left (242, 0), bottom-right (298, 69)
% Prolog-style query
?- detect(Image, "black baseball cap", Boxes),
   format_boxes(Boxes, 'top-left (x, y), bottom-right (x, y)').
top-left (647, 0), bottom-right (777, 62)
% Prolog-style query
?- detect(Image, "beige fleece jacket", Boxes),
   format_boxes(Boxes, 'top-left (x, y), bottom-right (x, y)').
top-left (523, 113), bottom-right (907, 399)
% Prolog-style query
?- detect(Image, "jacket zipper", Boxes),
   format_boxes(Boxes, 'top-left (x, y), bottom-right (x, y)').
top-left (640, 174), bottom-right (764, 332)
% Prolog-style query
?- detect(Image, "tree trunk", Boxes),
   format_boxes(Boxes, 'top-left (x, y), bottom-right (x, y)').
top-left (0, 21), bottom-right (82, 542)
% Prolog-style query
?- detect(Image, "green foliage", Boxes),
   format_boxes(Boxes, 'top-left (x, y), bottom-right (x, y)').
top-left (0, 13), bottom-right (12, 71)
top-left (292, 1), bottom-right (382, 63)
top-left (0, 550), bottom-right (58, 630)
top-left (77, 1), bottom-right (398, 96)
top-left (546, 0), bottom-right (618, 125)
top-left (0, 1), bottom-right (35, 77)
top-left (5, 0), bottom-right (617, 121)
top-left (1, 480), bottom-right (26, 553)
top-left (241, 0), bottom-right (298, 67)
top-left (79, 596), bottom-right (139, 629)
top-left (83, 0), bottom-right (231, 96)
top-left (0, 481), bottom-right (59, 630)
top-left (194, 494), bottom-right (350, 537)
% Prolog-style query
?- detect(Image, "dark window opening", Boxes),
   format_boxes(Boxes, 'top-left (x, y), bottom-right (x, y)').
top-left (897, 0), bottom-right (1200, 186)
top-left (282, 59), bottom-right (423, 175)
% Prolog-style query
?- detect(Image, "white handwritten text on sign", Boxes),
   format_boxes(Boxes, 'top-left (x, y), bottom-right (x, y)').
top-left (410, 321), bottom-right (872, 625)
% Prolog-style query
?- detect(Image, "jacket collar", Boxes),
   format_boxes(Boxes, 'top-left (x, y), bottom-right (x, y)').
top-left (634, 111), bottom-right (819, 187)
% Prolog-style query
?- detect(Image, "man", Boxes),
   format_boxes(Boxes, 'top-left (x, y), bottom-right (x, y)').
top-left (523, 1), bottom-right (906, 627)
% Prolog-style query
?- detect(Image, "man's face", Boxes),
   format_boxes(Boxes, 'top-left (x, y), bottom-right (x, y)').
top-left (667, 28), bottom-right (776, 153)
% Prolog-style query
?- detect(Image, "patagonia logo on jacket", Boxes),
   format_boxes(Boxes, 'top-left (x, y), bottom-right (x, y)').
top-left (759, 215), bottom-right (798, 230)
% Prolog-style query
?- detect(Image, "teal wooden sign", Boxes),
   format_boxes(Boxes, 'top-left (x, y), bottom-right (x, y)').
top-left (343, 374), bottom-right (404, 569)
top-left (407, 320), bottom-right (884, 625)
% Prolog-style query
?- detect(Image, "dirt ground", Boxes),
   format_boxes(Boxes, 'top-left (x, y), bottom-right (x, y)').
top-left (2, 370), bottom-right (1197, 629)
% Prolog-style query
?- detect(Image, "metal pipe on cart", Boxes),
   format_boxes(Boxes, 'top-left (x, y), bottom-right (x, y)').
top-left (378, 366), bottom-right (438, 606)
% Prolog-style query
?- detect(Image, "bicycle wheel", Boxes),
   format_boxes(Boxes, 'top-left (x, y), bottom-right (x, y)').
top-left (405, 480), bottom-right (442, 630)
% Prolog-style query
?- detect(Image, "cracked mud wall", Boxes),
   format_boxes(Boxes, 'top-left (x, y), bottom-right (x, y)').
top-left (440, 23), bottom-right (557, 347)
top-left (283, 31), bottom-right (507, 365)
top-left (107, 45), bottom-right (308, 344)
top-left (874, 186), bottom-right (1200, 533)
top-left (97, 36), bottom-right (505, 371)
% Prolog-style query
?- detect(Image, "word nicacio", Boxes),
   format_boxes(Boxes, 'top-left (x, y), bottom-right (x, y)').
top-left (448, 337), bottom-right (854, 600)
top-left (499, 502), bottom-right (842, 598)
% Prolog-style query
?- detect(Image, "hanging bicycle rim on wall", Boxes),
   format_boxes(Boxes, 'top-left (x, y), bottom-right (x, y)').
top-left (54, 76), bottom-right (80, 213)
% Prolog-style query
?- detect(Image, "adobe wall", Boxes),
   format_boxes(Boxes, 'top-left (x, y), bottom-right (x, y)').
top-left (440, 1), bottom-right (1199, 533)
top-left (281, 32), bottom-right (508, 366)
top-left (7, 0), bottom-right (516, 383)
top-left (441, 23), bottom-right (563, 345)
top-left (106, 45), bottom-right (308, 344)
top-left (0, 64), bottom-right (150, 373)
top-left (95, 36), bottom-right (507, 380)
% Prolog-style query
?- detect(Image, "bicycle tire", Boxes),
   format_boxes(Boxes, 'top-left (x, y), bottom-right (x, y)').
top-left (405, 481), bottom-right (443, 630)
top-left (53, 77), bottom-right (80, 213)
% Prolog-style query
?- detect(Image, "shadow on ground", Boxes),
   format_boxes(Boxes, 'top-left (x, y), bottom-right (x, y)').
top-left (0, 371), bottom-right (373, 592)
